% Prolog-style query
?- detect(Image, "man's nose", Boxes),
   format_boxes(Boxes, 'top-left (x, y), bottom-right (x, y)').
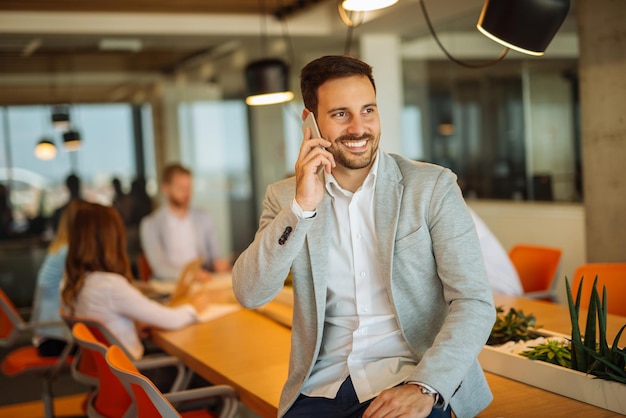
top-left (346, 116), bottom-right (366, 136)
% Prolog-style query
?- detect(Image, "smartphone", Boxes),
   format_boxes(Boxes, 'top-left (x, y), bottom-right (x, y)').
top-left (302, 112), bottom-right (322, 139)
top-left (302, 112), bottom-right (325, 174)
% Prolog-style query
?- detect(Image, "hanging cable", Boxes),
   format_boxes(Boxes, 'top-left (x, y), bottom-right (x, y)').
top-left (419, 0), bottom-right (508, 69)
top-left (277, 0), bottom-right (296, 67)
top-left (337, 1), bottom-right (364, 55)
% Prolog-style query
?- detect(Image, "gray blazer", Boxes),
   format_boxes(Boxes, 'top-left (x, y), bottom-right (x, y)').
top-left (139, 206), bottom-right (219, 279)
top-left (233, 152), bottom-right (495, 418)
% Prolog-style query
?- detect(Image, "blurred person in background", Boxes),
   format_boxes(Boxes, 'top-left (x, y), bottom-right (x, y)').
top-left (0, 183), bottom-right (13, 239)
top-left (51, 173), bottom-right (82, 233)
top-left (140, 163), bottom-right (229, 282)
top-left (61, 202), bottom-right (209, 359)
top-left (31, 199), bottom-right (85, 356)
top-left (468, 208), bottom-right (523, 296)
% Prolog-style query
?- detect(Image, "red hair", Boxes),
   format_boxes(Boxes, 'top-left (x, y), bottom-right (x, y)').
top-left (62, 202), bottom-right (132, 308)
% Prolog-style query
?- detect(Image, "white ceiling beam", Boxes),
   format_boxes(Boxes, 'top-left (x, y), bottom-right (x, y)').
top-left (0, 10), bottom-right (337, 36)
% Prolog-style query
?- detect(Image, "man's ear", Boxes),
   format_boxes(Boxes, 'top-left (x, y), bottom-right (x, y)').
top-left (302, 108), bottom-right (311, 122)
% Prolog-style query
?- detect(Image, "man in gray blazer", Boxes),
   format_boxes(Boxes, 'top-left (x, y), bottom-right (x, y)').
top-left (233, 55), bottom-right (495, 418)
top-left (140, 163), bottom-right (224, 281)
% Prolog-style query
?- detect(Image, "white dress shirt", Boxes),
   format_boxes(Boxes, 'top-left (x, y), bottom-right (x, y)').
top-left (298, 153), bottom-right (418, 402)
top-left (164, 208), bottom-right (200, 271)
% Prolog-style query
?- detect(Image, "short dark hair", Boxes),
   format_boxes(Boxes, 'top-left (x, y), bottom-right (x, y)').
top-left (300, 55), bottom-right (376, 116)
top-left (161, 163), bottom-right (191, 184)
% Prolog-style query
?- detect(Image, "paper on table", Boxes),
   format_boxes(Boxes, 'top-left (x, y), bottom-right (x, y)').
top-left (196, 303), bottom-right (241, 323)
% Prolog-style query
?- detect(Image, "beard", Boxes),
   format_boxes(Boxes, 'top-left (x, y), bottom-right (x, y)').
top-left (328, 133), bottom-right (378, 170)
top-left (168, 195), bottom-right (189, 209)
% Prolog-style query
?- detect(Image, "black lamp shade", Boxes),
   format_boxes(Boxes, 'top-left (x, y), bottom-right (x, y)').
top-left (477, 0), bottom-right (570, 56)
top-left (245, 58), bottom-right (294, 106)
top-left (63, 130), bottom-right (81, 151)
top-left (51, 104), bottom-right (71, 131)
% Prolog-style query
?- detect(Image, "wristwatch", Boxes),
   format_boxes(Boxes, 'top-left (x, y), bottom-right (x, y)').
top-left (405, 382), bottom-right (441, 407)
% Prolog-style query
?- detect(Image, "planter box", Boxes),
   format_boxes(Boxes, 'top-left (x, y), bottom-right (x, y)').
top-left (479, 330), bottom-right (626, 415)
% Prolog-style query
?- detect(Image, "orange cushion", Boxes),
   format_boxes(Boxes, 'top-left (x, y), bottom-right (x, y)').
top-left (1, 346), bottom-right (72, 376)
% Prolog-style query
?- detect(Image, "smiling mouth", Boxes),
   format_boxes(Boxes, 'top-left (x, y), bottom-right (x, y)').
top-left (342, 140), bottom-right (368, 149)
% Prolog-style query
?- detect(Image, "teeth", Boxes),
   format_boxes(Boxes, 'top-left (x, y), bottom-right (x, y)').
top-left (344, 140), bottom-right (366, 148)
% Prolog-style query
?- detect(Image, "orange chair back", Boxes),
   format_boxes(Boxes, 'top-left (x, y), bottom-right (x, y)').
top-left (60, 310), bottom-right (112, 384)
top-left (72, 323), bottom-right (132, 417)
top-left (106, 345), bottom-right (182, 418)
top-left (509, 244), bottom-right (562, 294)
top-left (571, 263), bottom-right (626, 317)
top-left (0, 289), bottom-right (20, 344)
top-left (138, 253), bottom-right (153, 282)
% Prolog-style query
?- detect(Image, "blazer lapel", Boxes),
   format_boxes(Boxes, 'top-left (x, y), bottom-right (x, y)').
top-left (307, 194), bottom-right (331, 319)
top-left (375, 154), bottom-right (404, 286)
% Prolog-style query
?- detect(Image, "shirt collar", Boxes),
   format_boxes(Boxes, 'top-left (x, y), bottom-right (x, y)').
top-left (325, 149), bottom-right (380, 197)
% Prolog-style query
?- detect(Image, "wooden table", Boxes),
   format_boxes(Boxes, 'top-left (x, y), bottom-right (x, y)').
top-left (153, 294), bottom-right (626, 418)
top-left (152, 309), bottom-right (290, 418)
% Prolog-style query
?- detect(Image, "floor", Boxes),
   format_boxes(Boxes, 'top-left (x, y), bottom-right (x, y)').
top-left (0, 331), bottom-right (91, 417)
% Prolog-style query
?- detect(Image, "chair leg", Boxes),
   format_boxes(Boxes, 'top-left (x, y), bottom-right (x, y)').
top-left (43, 373), bottom-right (55, 418)
top-left (43, 341), bottom-right (75, 418)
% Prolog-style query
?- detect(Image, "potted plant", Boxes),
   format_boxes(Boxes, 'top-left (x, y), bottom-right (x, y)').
top-left (479, 276), bottom-right (626, 414)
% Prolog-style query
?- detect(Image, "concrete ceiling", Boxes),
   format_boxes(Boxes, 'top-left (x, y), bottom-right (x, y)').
top-left (0, 0), bottom-right (578, 104)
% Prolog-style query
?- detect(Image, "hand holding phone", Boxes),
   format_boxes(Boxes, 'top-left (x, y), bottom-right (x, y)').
top-left (302, 112), bottom-right (322, 139)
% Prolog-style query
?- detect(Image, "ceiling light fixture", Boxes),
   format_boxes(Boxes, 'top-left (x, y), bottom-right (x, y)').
top-left (477, 0), bottom-right (570, 56)
top-left (51, 104), bottom-right (71, 132)
top-left (341, 0), bottom-right (398, 12)
top-left (245, 0), bottom-right (294, 106)
top-left (34, 137), bottom-right (57, 160)
top-left (63, 130), bottom-right (82, 151)
top-left (245, 59), bottom-right (294, 106)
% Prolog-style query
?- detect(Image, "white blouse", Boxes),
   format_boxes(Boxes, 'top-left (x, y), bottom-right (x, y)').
top-left (72, 271), bottom-right (197, 359)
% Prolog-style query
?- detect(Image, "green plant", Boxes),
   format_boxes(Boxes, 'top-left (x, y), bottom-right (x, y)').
top-left (566, 276), bottom-right (626, 383)
top-left (488, 306), bottom-right (540, 346)
top-left (520, 339), bottom-right (572, 368)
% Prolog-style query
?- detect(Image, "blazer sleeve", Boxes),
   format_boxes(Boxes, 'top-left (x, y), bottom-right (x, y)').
top-left (402, 169), bottom-right (495, 404)
top-left (232, 181), bottom-right (316, 308)
top-left (139, 214), bottom-right (181, 280)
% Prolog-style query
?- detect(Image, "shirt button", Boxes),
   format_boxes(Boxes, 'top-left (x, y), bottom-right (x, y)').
top-left (357, 233), bottom-right (362, 239)
top-left (360, 272), bottom-right (366, 277)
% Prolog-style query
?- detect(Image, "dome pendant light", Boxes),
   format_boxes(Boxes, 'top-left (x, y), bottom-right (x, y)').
top-left (477, 0), bottom-right (570, 56)
top-left (35, 137), bottom-right (57, 160)
top-left (63, 129), bottom-right (82, 151)
top-left (51, 104), bottom-right (71, 132)
top-left (342, 0), bottom-right (398, 12)
top-left (245, 59), bottom-right (294, 106)
top-left (244, 0), bottom-right (294, 106)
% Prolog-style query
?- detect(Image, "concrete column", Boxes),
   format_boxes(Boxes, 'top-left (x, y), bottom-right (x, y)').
top-left (360, 34), bottom-right (403, 155)
top-left (248, 105), bottom-right (287, 219)
top-left (577, 0), bottom-right (626, 262)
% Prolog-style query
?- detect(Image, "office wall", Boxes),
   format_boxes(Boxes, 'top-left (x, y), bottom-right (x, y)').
top-left (468, 199), bottom-right (585, 304)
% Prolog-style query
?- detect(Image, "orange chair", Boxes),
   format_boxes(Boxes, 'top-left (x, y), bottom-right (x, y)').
top-left (106, 345), bottom-right (239, 418)
top-left (571, 263), bottom-right (626, 317)
top-left (0, 289), bottom-right (74, 418)
top-left (60, 309), bottom-right (189, 392)
top-left (509, 244), bottom-right (563, 301)
top-left (71, 322), bottom-right (134, 417)
top-left (138, 252), bottom-right (154, 282)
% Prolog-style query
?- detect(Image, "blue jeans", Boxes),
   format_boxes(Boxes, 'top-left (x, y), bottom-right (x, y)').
top-left (284, 376), bottom-right (452, 418)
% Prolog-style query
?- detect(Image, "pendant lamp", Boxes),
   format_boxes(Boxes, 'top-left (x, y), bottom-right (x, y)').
top-left (35, 137), bottom-right (57, 160)
top-left (63, 129), bottom-right (82, 151)
top-left (245, 59), bottom-right (294, 106)
top-left (51, 104), bottom-right (71, 132)
top-left (342, 0), bottom-right (398, 12)
top-left (477, 0), bottom-right (570, 56)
